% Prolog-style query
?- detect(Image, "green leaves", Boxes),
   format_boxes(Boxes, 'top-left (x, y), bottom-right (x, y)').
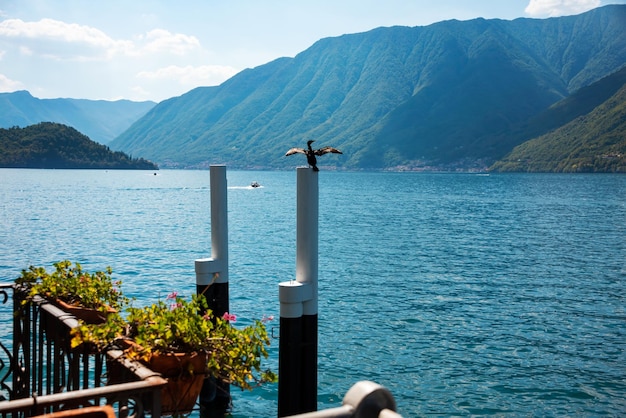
top-left (23, 261), bottom-right (276, 390)
top-left (16, 260), bottom-right (129, 310)
top-left (71, 292), bottom-right (277, 390)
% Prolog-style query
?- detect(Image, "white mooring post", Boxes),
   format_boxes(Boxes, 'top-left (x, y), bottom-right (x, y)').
top-left (195, 165), bottom-right (230, 412)
top-left (278, 167), bottom-right (319, 417)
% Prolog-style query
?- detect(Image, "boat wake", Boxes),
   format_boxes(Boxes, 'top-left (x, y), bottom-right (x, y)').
top-left (229, 185), bottom-right (264, 190)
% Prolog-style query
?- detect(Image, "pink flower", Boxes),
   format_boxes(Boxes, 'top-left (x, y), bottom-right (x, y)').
top-left (261, 314), bottom-right (275, 323)
top-left (170, 302), bottom-right (182, 310)
top-left (222, 312), bottom-right (237, 322)
top-left (166, 291), bottom-right (178, 300)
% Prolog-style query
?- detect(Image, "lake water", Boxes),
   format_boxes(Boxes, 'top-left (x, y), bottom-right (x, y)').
top-left (1, 169), bottom-right (625, 416)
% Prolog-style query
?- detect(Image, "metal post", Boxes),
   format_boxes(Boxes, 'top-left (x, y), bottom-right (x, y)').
top-left (196, 165), bottom-right (230, 414)
top-left (297, 167), bottom-right (318, 413)
top-left (278, 167), bottom-right (319, 417)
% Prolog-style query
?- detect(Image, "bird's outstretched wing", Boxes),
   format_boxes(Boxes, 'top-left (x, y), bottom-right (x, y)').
top-left (285, 147), bottom-right (306, 156)
top-left (314, 146), bottom-right (342, 156)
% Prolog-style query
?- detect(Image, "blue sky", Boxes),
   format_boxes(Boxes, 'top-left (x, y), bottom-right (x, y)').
top-left (0, 0), bottom-right (623, 102)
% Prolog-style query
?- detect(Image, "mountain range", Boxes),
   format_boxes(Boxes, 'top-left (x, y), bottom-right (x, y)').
top-left (108, 5), bottom-right (626, 171)
top-left (0, 91), bottom-right (155, 144)
top-left (1, 5), bottom-right (625, 172)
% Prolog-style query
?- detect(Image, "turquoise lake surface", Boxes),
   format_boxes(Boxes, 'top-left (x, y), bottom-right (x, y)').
top-left (1, 169), bottom-right (625, 416)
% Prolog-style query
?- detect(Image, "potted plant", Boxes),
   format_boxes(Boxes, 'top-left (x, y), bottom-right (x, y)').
top-left (70, 292), bottom-right (277, 414)
top-left (15, 260), bottom-right (128, 324)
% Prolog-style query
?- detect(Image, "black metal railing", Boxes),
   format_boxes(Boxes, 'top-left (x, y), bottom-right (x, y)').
top-left (0, 285), bottom-right (167, 418)
top-left (0, 284), bottom-right (13, 402)
top-left (13, 293), bottom-right (103, 398)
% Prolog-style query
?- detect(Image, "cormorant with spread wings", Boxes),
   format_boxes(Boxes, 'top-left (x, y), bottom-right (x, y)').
top-left (285, 140), bottom-right (342, 171)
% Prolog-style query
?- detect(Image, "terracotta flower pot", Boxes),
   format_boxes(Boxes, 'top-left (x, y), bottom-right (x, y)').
top-left (53, 298), bottom-right (116, 324)
top-left (146, 351), bottom-right (209, 415)
top-left (107, 347), bottom-right (209, 416)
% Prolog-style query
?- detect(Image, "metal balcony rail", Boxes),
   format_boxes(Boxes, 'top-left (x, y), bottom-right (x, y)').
top-left (0, 284), bottom-right (167, 418)
top-left (0, 374), bottom-right (167, 418)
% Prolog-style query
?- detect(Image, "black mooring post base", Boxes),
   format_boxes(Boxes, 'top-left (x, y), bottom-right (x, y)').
top-left (278, 314), bottom-right (318, 417)
top-left (301, 313), bottom-right (318, 412)
top-left (197, 282), bottom-right (229, 316)
top-left (197, 283), bottom-right (230, 414)
top-left (278, 316), bottom-right (303, 417)
top-left (199, 377), bottom-right (231, 418)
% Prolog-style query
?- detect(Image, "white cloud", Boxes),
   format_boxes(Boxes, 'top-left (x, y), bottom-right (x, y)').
top-left (139, 29), bottom-right (201, 56)
top-left (136, 64), bottom-right (238, 87)
top-left (525, 0), bottom-right (601, 17)
top-left (130, 85), bottom-right (152, 99)
top-left (0, 73), bottom-right (24, 92)
top-left (0, 18), bottom-right (112, 45)
top-left (0, 18), bottom-right (202, 61)
top-left (0, 15), bottom-right (234, 100)
top-left (18, 45), bottom-right (33, 55)
top-left (0, 18), bottom-right (129, 60)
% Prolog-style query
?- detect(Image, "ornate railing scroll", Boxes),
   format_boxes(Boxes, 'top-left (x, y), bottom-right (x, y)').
top-left (0, 284), bottom-right (13, 402)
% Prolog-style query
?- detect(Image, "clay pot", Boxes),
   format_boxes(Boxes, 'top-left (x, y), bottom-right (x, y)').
top-left (53, 298), bottom-right (116, 324)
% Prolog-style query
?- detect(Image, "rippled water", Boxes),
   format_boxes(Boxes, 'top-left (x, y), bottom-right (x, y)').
top-left (1, 169), bottom-right (625, 416)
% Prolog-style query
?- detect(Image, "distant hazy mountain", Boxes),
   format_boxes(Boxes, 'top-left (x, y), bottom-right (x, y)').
top-left (109, 5), bottom-right (626, 171)
top-left (0, 122), bottom-right (158, 169)
top-left (491, 66), bottom-right (626, 173)
top-left (0, 91), bottom-right (156, 144)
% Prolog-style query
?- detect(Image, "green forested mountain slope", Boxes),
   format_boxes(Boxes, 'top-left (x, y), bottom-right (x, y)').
top-left (516, 65), bottom-right (626, 142)
top-left (0, 122), bottom-right (158, 169)
top-left (490, 81), bottom-right (626, 173)
top-left (0, 91), bottom-right (156, 144)
top-left (110, 5), bottom-right (626, 170)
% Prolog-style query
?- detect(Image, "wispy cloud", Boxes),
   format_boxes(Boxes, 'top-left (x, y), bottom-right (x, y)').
top-left (0, 73), bottom-right (23, 91)
top-left (138, 29), bottom-right (200, 56)
top-left (0, 17), bottom-right (230, 100)
top-left (136, 64), bottom-right (238, 87)
top-left (0, 18), bottom-right (202, 60)
top-left (525, 0), bottom-right (601, 17)
top-left (0, 18), bottom-right (129, 60)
